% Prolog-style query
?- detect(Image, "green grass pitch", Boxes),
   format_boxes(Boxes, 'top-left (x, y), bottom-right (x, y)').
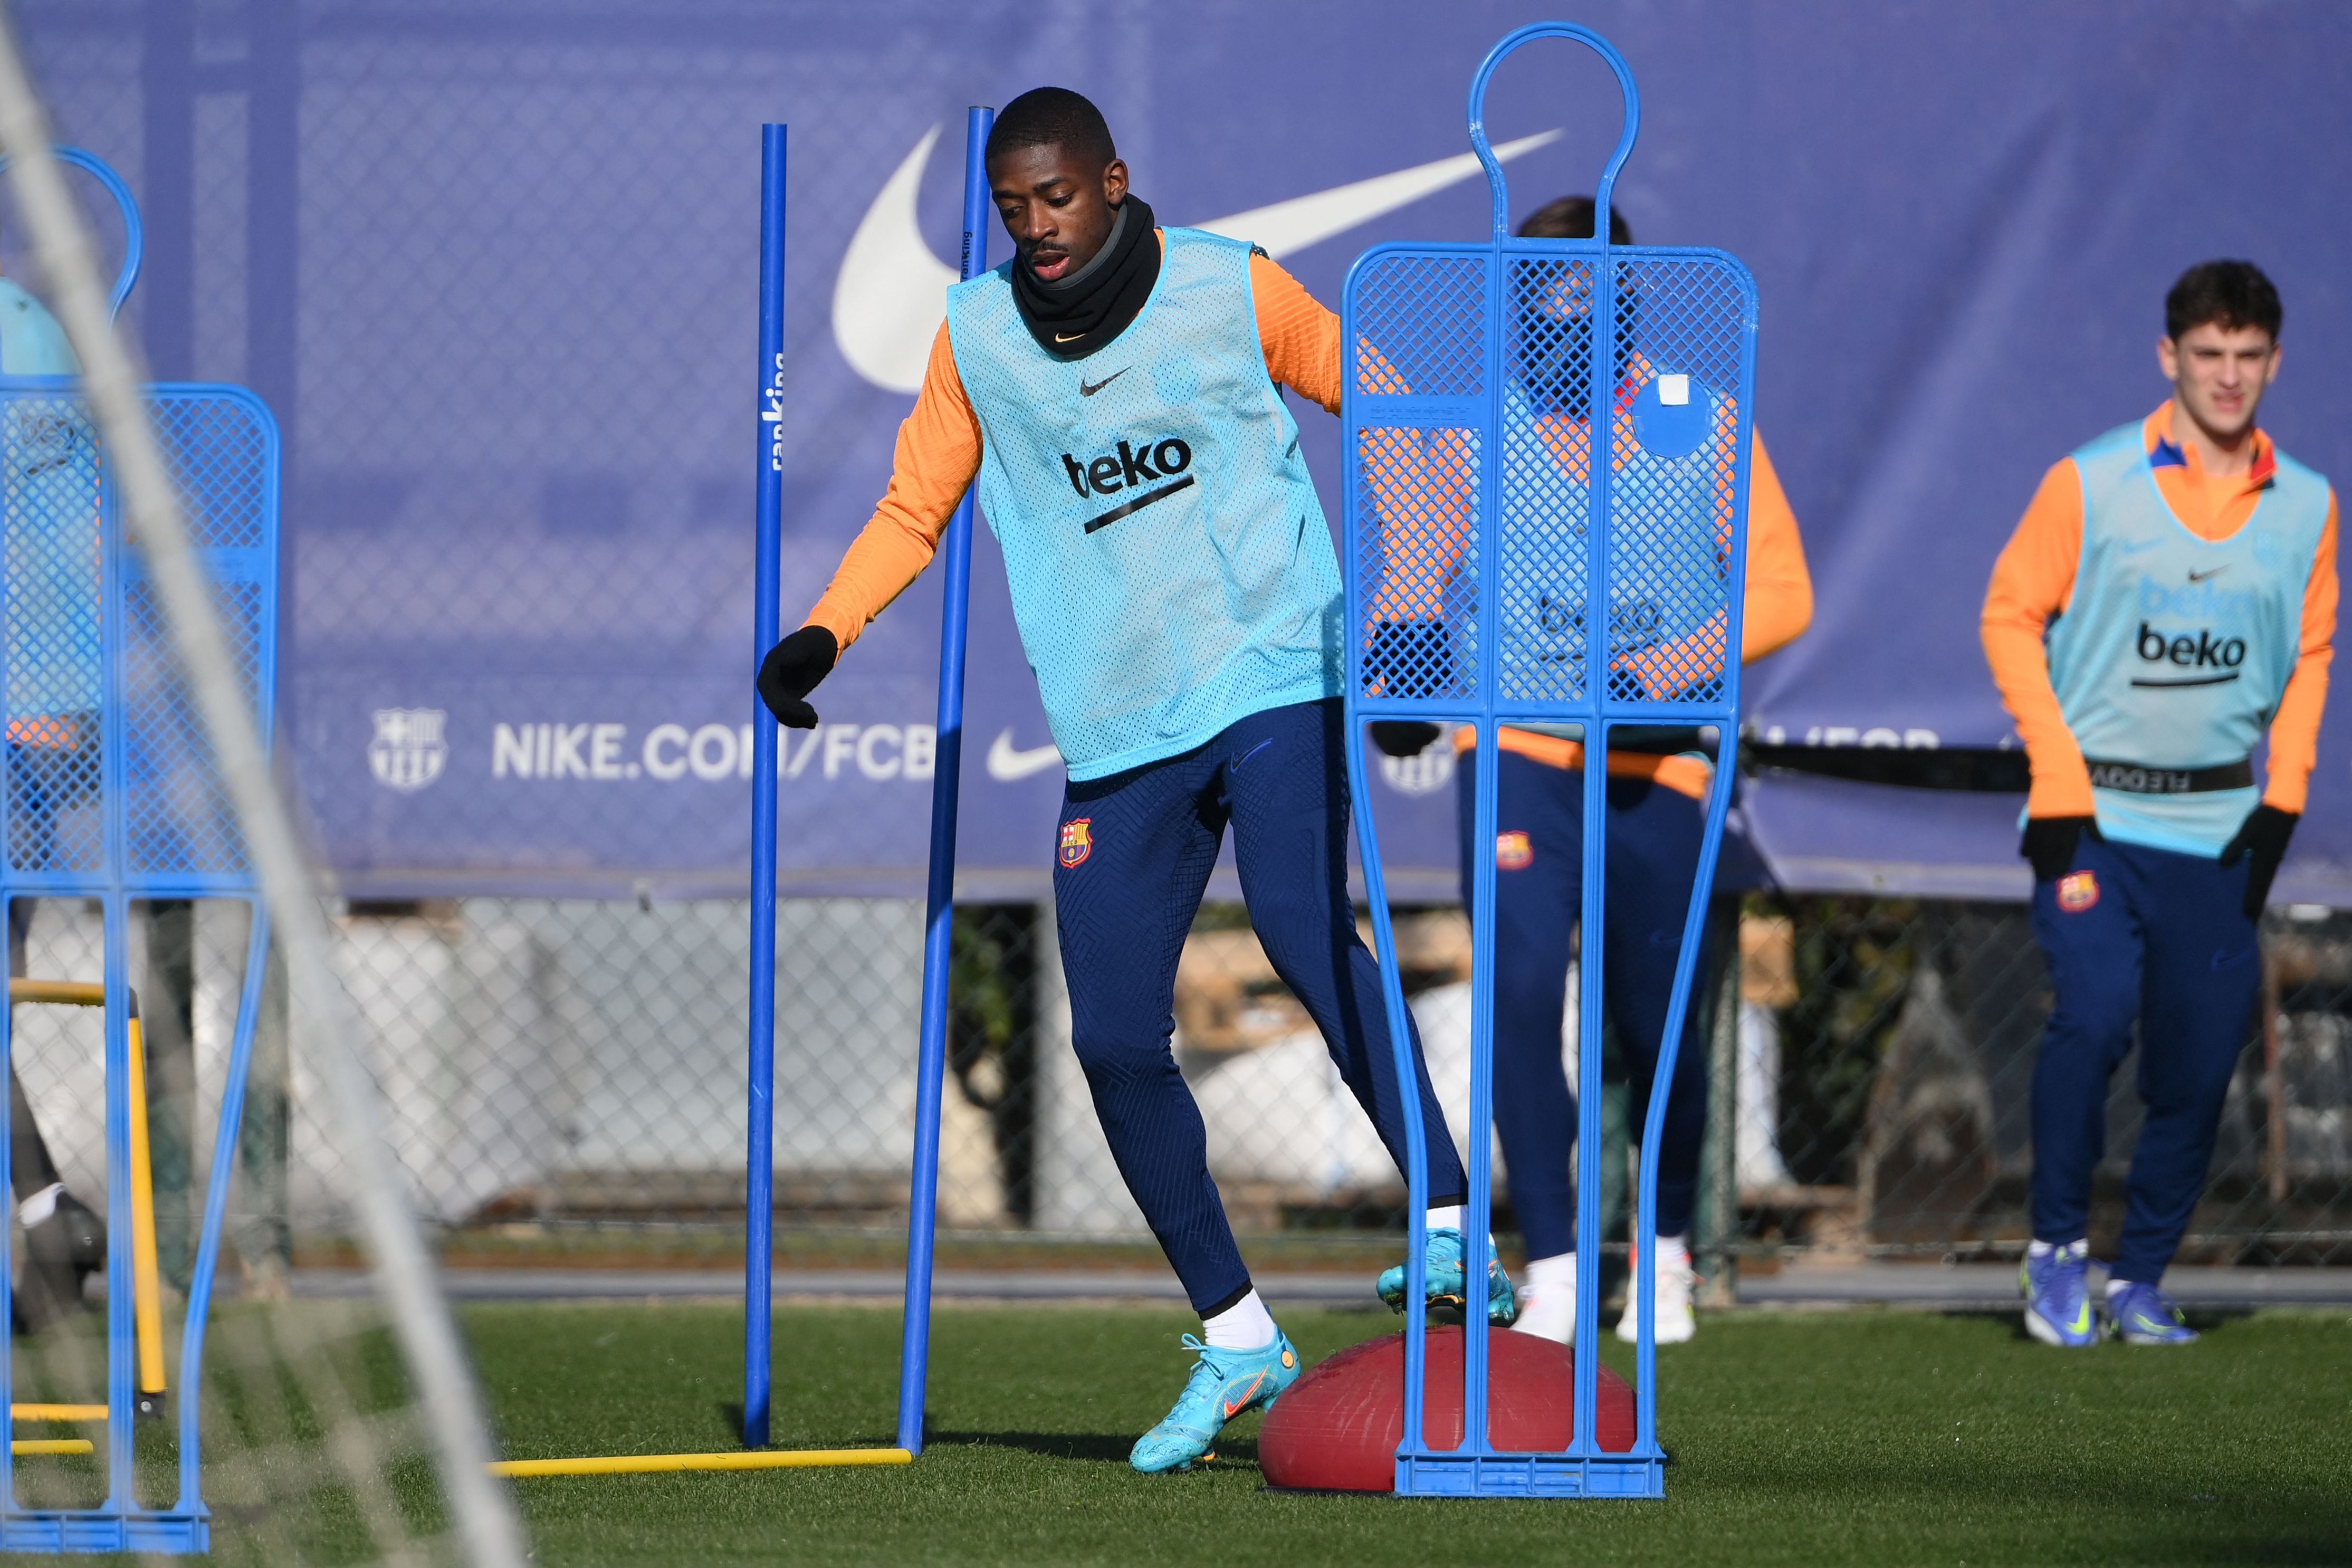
top-left (469, 1302), bottom-right (2351, 1567)
top-left (14, 1300), bottom-right (2346, 1564)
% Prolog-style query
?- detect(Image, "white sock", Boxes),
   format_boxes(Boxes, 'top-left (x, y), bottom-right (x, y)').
top-left (18, 1182), bottom-right (62, 1228)
top-left (1425, 1205), bottom-right (1466, 1235)
top-left (2028, 1238), bottom-right (2086, 1260)
top-left (1201, 1288), bottom-right (1277, 1350)
top-left (1656, 1232), bottom-right (1689, 1265)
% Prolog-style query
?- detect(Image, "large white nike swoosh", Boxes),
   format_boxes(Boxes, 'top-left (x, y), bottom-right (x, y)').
top-left (986, 729), bottom-right (1065, 781)
top-left (834, 130), bottom-right (1563, 394)
top-left (1193, 131), bottom-right (1561, 256)
top-left (833, 125), bottom-right (960, 393)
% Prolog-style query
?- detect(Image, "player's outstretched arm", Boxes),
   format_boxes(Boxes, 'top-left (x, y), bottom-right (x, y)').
top-left (1739, 433), bottom-right (1814, 661)
top-left (1984, 459), bottom-right (2098, 875)
top-left (2226, 491), bottom-right (2339, 913)
top-left (759, 323), bottom-right (982, 728)
top-left (1249, 252), bottom-right (1342, 414)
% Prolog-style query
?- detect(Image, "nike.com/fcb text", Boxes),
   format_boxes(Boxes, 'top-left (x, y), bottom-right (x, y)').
top-left (487, 721), bottom-right (938, 783)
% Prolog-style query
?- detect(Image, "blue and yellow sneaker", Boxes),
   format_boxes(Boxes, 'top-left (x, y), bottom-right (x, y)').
top-left (2106, 1281), bottom-right (2198, 1345)
top-left (1128, 1332), bottom-right (1301, 1474)
top-left (1376, 1228), bottom-right (1519, 1326)
top-left (2020, 1239), bottom-right (2098, 1348)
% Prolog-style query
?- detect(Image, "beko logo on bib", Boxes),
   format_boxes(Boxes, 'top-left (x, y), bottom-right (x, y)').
top-left (2135, 621), bottom-right (2246, 680)
top-left (1061, 437), bottom-right (1199, 534)
top-left (1060, 437), bottom-right (1192, 499)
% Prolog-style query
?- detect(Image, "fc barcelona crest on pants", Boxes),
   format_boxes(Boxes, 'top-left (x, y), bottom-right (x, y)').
top-left (1495, 830), bottom-right (1533, 871)
top-left (2057, 870), bottom-right (2099, 913)
top-left (1059, 817), bottom-right (1093, 868)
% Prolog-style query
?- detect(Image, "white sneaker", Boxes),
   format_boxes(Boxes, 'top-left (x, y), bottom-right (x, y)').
top-left (1510, 1251), bottom-right (1577, 1345)
top-left (1616, 1237), bottom-right (1696, 1344)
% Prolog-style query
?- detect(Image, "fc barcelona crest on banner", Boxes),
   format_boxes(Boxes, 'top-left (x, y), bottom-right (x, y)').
top-left (369, 707), bottom-right (447, 792)
top-left (1058, 817), bottom-right (1093, 868)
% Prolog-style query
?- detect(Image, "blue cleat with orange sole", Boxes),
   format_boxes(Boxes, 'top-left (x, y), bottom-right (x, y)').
top-left (1377, 1227), bottom-right (1519, 1326)
top-left (1129, 1332), bottom-right (1302, 1474)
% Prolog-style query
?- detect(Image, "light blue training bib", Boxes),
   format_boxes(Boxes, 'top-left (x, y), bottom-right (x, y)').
top-left (945, 227), bottom-right (1340, 780)
top-left (2046, 419), bottom-right (2331, 855)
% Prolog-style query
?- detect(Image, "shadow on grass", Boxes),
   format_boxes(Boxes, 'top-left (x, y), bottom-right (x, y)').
top-left (928, 1429), bottom-right (1271, 1468)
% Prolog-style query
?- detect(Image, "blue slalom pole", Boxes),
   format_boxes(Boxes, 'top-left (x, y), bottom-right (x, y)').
top-left (896, 103), bottom-right (994, 1458)
top-left (743, 121), bottom-right (786, 1450)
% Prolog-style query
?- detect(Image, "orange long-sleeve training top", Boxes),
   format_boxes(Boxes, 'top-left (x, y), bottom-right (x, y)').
top-left (802, 240), bottom-right (1341, 651)
top-left (1982, 401), bottom-right (2340, 818)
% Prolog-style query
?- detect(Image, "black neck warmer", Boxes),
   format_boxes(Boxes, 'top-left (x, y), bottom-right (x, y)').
top-left (1009, 195), bottom-right (1160, 360)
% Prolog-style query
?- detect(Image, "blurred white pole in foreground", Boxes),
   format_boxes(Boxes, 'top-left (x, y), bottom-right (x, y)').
top-left (0, 9), bottom-right (527, 1564)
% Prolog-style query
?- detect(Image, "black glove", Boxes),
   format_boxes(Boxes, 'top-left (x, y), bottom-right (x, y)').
top-left (2220, 803), bottom-right (2298, 918)
top-left (1370, 721), bottom-right (1442, 758)
top-left (2020, 815), bottom-right (2095, 883)
top-left (756, 625), bottom-right (838, 729)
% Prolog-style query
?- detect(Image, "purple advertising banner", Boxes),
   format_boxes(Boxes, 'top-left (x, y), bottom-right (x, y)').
top-left (21, 2), bottom-right (2352, 902)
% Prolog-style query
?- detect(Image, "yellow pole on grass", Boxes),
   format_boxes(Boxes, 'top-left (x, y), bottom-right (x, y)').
top-left (122, 1004), bottom-right (169, 1403)
top-left (489, 1448), bottom-right (914, 1478)
top-left (8, 979), bottom-right (170, 1404)
top-left (7, 979), bottom-right (102, 1006)
top-left (10, 1404), bottom-right (107, 1422)
top-left (12, 1439), bottom-right (93, 1455)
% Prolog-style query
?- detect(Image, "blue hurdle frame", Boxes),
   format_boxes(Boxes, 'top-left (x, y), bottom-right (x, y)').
top-left (743, 107), bottom-right (994, 1459)
top-left (0, 147), bottom-right (280, 1552)
top-left (1340, 24), bottom-right (1757, 1497)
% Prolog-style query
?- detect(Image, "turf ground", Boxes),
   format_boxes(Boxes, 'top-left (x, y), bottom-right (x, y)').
top-left (7, 1299), bottom-right (2348, 1564)
top-left (479, 1301), bottom-right (2349, 1567)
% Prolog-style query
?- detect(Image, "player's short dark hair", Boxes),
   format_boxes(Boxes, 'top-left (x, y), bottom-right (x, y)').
top-left (1518, 195), bottom-right (1632, 245)
top-left (2166, 260), bottom-right (2281, 342)
top-left (986, 88), bottom-right (1115, 169)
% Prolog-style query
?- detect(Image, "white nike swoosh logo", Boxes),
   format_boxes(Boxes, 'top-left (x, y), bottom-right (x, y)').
top-left (833, 129), bottom-right (1562, 394)
top-left (986, 729), bottom-right (1064, 781)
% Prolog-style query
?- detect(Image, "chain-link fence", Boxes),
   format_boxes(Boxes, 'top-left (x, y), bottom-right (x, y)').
top-left (1, 4), bottom-right (2344, 1299)
top-left (12, 888), bottom-right (2347, 1294)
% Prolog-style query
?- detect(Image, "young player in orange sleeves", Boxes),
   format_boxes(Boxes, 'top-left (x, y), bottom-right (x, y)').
top-left (1984, 261), bottom-right (2334, 1347)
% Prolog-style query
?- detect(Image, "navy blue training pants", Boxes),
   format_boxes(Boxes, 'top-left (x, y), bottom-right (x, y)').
top-left (1053, 699), bottom-right (1469, 1314)
top-left (1456, 747), bottom-right (1713, 1258)
top-left (2029, 831), bottom-right (2260, 1282)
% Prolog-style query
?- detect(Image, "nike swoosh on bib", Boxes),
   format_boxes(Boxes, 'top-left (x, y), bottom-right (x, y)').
top-left (833, 128), bottom-right (1563, 394)
top-left (987, 729), bottom-right (1065, 781)
top-left (1079, 368), bottom-right (1128, 396)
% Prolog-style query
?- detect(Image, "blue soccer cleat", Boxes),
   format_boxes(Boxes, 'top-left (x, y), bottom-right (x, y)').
top-left (2020, 1239), bottom-right (2098, 1348)
top-left (2106, 1281), bottom-right (2198, 1346)
top-left (1376, 1228), bottom-right (1519, 1326)
top-left (1129, 1332), bottom-right (1301, 1474)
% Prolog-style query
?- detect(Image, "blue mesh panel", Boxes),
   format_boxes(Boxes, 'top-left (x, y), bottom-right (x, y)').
top-left (1344, 245), bottom-right (1753, 728)
top-left (3, 390), bottom-right (105, 876)
top-left (1604, 255), bottom-right (1751, 711)
top-left (0, 384), bottom-right (277, 894)
top-left (1347, 253), bottom-right (1491, 710)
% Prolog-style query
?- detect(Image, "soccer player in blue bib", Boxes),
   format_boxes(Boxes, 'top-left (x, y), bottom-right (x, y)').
top-left (758, 88), bottom-right (1507, 1471)
top-left (1983, 261), bottom-right (2337, 1346)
